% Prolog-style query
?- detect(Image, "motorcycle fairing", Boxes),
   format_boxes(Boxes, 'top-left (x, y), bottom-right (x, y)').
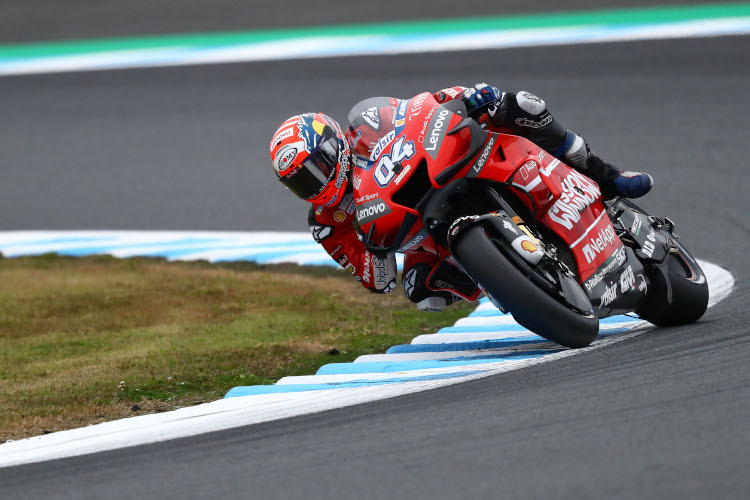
top-left (353, 92), bottom-right (626, 289)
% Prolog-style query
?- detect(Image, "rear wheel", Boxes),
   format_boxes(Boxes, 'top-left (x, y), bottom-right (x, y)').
top-left (636, 240), bottom-right (708, 326)
top-left (452, 225), bottom-right (599, 348)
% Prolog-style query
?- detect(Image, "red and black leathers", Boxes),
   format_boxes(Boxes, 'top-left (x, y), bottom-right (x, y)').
top-left (308, 189), bottom-right (397, 294)
top-left (308, 85), bottom-right (591, 307)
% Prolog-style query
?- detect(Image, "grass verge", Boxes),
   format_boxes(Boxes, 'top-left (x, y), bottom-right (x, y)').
top-left (0, 254), bottom-right (474, 442)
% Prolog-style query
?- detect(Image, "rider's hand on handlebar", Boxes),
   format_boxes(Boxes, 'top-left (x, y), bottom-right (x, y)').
top-left (461, 83), bottom-right (503, 117)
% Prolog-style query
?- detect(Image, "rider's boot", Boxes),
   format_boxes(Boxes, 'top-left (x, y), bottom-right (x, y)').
top-left (559, 131), bottom-right (653, 199)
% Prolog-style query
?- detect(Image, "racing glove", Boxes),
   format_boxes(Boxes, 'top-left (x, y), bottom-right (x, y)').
top-left (461, 83), bottom-right (503, 118)
top-left (368, 252), bottom-right (398, 294)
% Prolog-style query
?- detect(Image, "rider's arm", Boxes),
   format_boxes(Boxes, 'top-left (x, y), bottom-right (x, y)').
top-left (308, 202), bottom-right (397, 294)
top-left (435, 84), bottom-right (590, 169)
top-left (459, 83), bottom-right (591, 169)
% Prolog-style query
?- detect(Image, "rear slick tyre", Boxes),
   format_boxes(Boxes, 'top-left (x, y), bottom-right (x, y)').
top-left (453, 225), bottom-right (599, 348)
top-left (636, 241), bottom-right (709, 326)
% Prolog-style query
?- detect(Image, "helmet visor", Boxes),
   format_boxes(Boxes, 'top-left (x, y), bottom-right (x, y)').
top-left (283, 127), bottom-right (340, 200)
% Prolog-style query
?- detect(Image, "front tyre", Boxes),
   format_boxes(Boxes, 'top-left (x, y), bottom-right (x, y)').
top-left (453, 225), bottom-right (599, 348)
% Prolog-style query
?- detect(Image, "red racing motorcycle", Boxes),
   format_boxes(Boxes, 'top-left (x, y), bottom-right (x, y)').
top-left (351, 93), bottom-right (708, 348)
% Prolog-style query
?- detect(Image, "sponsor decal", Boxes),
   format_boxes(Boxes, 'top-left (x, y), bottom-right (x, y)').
top-left (642, 229), bottom-right (657, 258)
top-left (408, 93), bottom-right (429, 122)
top-left (362, 252), bottom-right (372, 283)
top-left (503, 220), bottom-right (518, 234)
top-left (333, 210), bottom-right (346, 222)
top-left (393, 163), bottom-right (412, 185)
top-left (395, 119), bottom-right (405, 127)
top-left (433, 279), bottom-right (453, 289)
top-left (425, 108), bottom-right (450, 158)
top-left (582, 224), bottom-right (617, 264)
top-left (370, 130), bottom-right (396, 161)
top-left (399, 230), bottom-right (426, 252)
top-left (373, 257), bottom-right (393, 289)
top-left (333, 163), bottom-right (348, 190)
top-left (514, 114), bottom-right (553, 129)
top-left (355, 192), bottom-right (380, 204)
top-left (353, 155), bottom-right (372, 171)
top-left (310, 224), bottom-right (332, 243)
top-left (537, 150), bottom-right (547, 162)
top-left (444, 87), bottom-right (460, 98)
top-left (322, 191), bottom-right (339, 206)
top-left (518, 160), bottom-right (539, 182)
top-left (637, 273), bottom-right (648, 292)
top-left (619, 265), bottom-right (635, 293)
top-left (548, 170), bottom-right (602, 229)
top-left (584, 247), bottom-right (627, 292)
top-left (374, 136), bottom-right (416, 188)
top-left (352, 174), bottom-right (362, 190)
top-left (472, 137), bottom-right (495, 174)
top-left (356, 197), bottom-right (392, 225)
top-left (361, 107), bottom-right (380, 130)
top-left (270, 127), bottom-right (293, 148)
top-left (273, 145), bottom-right (298, 173)
top-left (338, 192), bottom-right (354, 210)
top-left (397, 99), bottom-right (408, 119)
top-left (315, 205), bottom-right (323, 216)
top-left (521, 240), bottom-right (538, 253)
top-left (448, 215), bottom-right (480, 237)
top-left (337, 254), bottom-right (357, 276)
top-left (630, 216), bottom-right (642, 236)
top-left (600, 282), bottom-right (618, 307)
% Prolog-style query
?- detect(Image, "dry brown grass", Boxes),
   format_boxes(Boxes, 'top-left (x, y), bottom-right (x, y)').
top-left (0, 254), bottom-right (473, 441)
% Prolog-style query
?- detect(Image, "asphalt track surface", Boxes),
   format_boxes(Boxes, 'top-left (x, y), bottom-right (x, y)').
top-left (2, 6), bottom-right (750, 500)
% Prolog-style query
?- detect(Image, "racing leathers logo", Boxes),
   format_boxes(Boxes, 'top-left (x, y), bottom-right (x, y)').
top-left (310, 224), bottom-right (333, 243)
top-left (548, 170), bottom-right (601, 230)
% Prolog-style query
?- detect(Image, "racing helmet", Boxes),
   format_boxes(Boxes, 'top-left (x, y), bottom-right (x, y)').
top-left (269, 113), bottom-right (350, 206)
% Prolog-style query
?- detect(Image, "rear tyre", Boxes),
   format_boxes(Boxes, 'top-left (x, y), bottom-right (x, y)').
top-left (453, 225), bottom-right (599, 348)
top-left (636, 240), bottom-right (708, 326)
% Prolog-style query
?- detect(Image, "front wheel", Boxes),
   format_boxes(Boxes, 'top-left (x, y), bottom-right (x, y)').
top-left (452, 225), bottom-right (599, 348)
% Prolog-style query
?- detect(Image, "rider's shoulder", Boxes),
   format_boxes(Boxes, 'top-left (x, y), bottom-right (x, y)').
top-left (309, 191), bottom-right (357, 227)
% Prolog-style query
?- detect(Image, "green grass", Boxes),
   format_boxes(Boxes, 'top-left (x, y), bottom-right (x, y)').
top-left (0, 254), bottom-right (473, 441)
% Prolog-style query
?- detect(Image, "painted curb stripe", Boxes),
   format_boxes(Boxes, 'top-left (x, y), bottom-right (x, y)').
top-left (224, 370), bottom-right (487, 397)
top-left (1, 4), bottom-right (749, 76)
top-left (0, 231), bottom-right (735, 468)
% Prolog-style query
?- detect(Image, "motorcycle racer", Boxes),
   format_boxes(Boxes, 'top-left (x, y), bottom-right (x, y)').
top-left (269, 84), bottom-right (654, 311)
